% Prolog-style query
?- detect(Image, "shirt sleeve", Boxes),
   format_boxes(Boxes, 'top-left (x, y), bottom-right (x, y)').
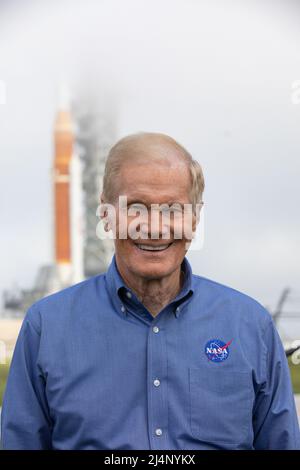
top-left (0, 306), bottom-right (52, 449)
top-left (253, 315), bottom-right (300, 449)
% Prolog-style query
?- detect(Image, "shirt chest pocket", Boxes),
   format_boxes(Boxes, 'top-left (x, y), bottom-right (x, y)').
top-left (189, 367), bottom-right (253, 446)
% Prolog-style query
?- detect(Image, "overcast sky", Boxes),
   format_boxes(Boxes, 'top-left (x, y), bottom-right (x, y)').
top-left (0, 0), bottom-right (300, 339)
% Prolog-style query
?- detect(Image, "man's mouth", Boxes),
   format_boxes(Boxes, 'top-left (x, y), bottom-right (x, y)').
top-left (135, 242), bottom-right (172, 252)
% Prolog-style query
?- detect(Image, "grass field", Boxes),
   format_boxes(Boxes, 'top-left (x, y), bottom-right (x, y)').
top-left (1, 361), bottom-right (300, 407)
top-left (0, 363), bottom-right (10, 407)
top-left (289, 360), bottom-right (300, 394)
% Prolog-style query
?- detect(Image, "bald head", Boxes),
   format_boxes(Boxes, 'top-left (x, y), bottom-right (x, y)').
top-left (107, 132), bottom-right (192, 166)
top-left (102, 132), bottom-right (205, 208)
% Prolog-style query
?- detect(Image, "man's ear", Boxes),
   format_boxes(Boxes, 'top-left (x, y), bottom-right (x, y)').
top-left (192, 202), bottom-right (203, 234)
top-left (99, 193), bottom-right (106, 220)
top-left (192, 216), bottom-right (197, 234)
top-left (99, 193), bottom-right (110, 231)
top-left (100, 192), bottom-right (105, 206)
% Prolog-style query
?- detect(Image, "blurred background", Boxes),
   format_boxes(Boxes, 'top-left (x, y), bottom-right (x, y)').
top-left (0, 0), bottom-right (300, 416)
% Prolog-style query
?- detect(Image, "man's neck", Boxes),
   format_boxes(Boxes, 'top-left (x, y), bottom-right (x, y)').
top-left (117, 263), bottom-right (184, 317)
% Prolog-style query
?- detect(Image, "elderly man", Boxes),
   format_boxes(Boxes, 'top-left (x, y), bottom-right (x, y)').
top-left (1, 132), bottom-right (300, 450)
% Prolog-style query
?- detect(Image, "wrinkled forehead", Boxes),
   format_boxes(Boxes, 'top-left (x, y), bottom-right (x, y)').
top-left (118, 162), bottom-right (192, 206)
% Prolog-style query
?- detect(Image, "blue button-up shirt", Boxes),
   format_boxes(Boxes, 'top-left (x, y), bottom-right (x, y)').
top-left (1, 255), bottom-right (300, 450)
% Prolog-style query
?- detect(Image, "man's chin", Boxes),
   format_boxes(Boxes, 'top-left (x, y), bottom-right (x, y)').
top-left (128, 260), bottom-right (172, 281)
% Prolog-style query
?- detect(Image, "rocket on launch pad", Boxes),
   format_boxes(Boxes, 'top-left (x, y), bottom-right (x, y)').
top-left (53, 92), bottom-right (84, 287)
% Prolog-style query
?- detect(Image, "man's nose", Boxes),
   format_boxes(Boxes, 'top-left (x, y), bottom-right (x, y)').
top-left (140, 220), bottom-right (170, 239)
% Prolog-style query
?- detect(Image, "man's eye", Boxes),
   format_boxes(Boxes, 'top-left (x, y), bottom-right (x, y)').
top-left (127, 204), bottom-right (183, 214)
top-left (161, 206), bottom-right (182, 214)
top-left (128, 204), bottom-right (146, 213)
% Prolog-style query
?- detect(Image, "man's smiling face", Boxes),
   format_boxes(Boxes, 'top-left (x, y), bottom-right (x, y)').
top-left (112, 157), bottom-right (196, 281)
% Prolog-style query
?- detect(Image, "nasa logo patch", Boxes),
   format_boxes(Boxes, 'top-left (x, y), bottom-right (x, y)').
top-left (205, 338), bottom-right (233, 363)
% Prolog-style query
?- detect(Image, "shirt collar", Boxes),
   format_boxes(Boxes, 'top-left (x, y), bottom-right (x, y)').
top-left (105, 253), bottom-right (194, 318)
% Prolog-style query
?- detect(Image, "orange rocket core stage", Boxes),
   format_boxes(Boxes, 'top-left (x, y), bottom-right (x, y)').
top-left (54, 110), bottom-right (73, 265)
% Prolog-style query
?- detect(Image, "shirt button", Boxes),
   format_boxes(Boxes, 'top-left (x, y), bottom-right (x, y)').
top-left (155, 428), bottom-right (163, 436)
top-left (153, 379), bottom-right (160, 387)
top-left (121, 305), bottom-right (126, 313)
top-left (152, 326), bottom-right (160, 333)
top-left (175, 306), bottom-right (180, 314)
top-left (126, 291), bottom-right (132, 299)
